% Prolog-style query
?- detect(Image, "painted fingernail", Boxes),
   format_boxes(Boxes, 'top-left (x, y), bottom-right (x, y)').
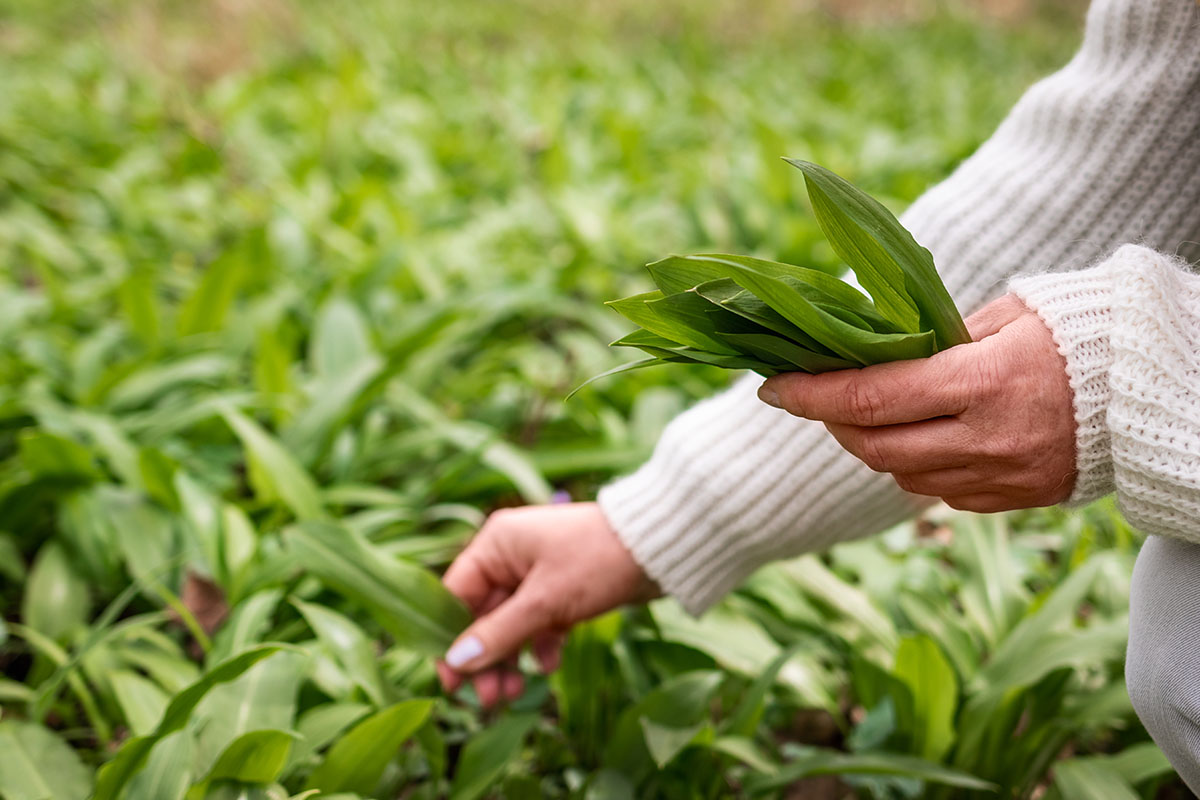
top-left (758, 384), bottom-right (782, 408)
top-left (445, 636), bottom-right (484, 669)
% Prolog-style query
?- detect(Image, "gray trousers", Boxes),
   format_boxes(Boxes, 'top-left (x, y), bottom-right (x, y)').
top-left (1127, 535), bottom-right (1200, 793)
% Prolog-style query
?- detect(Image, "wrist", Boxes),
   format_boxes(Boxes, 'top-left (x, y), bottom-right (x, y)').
top-left (1009, 260), bottom-right (1117, 505)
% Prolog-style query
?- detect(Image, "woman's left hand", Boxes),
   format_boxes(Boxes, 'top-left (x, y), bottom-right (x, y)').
top-left (756, 294), bottom-right (1077, 513)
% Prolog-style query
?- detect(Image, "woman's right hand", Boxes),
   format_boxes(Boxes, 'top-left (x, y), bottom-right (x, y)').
top-left (435, 501), bottom-right (661, 707)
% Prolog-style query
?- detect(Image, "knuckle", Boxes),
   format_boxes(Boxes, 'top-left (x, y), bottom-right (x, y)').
top-left (856, 434), bottom-right (892, 473)
top-left (843, 380), bottom-right (885, 426)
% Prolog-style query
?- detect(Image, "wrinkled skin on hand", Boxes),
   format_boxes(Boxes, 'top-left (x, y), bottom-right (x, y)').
top-left (759, 294), bottom-right (1077, 513)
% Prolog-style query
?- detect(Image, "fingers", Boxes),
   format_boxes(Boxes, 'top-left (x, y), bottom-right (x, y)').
top-left (965, 294), bottom-right (1028, 342)
top-left (444, 579), bottom-right (559, 675)
top-left (443, 537), bottom-right (506, 614)
top-left (533, 630), bottom-right (566, 674)
top-left (824, 419), bottom-right (970, 474)
top-left (760, 350), bottom-right (973, 427)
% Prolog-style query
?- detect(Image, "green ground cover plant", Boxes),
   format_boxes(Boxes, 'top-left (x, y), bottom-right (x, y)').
top-left (0, 0), bottom-right (1180, 797)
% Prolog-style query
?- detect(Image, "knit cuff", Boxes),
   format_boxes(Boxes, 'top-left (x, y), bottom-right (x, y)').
top-left (1009, 263), bottom-right (1116, 505)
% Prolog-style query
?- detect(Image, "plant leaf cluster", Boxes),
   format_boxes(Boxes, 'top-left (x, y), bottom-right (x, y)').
top-left (592, 161), bottom-right (970, 390)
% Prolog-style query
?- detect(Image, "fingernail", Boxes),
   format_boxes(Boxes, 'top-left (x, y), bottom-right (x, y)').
top-left (758, 383), bottom-right (781, 408)
top-left (445, 636), bottom-right (484, 669)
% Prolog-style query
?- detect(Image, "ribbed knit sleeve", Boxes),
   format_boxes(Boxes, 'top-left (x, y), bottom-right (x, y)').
top-left (1011, 246), bottom-right (1200, 538)
top-left (598, 0), bottom-right (1200, 615)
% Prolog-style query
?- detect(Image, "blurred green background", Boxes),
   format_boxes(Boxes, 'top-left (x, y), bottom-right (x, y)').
top-left (3, 1), bottom-right (1186, 798)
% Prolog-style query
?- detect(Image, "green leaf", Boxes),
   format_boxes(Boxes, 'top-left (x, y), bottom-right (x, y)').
top-left (110, 670), bottom-right (170, 736)
top-left (208, 589), bottom-right (284, 664)
top-left (19, 430), bottom-right (100, 482)
top-left (745, 748), bottom-right (995, 795)
top-left (710, 736), bottom-right (781, 775)
top-left (720, 262), bottom-right (935, 364)
top-left (605, 671), bottom-right (724, 775)
top-left (892, 635), bottom-right (957, 761)
top-left (565, 357), bottom-right (663, 399)
top-left (1051, 760), bottom-right (1139, 800)
top-left (292, 598), bottom-right (386, 706)
top-left (106, 354), bottom-right (234, 411)
top-left (285, 520), bottom-right (471, 655)
top-left (21, 540), bottom-right (90, 642)
top-left (220, 405), bottom-right (324, 520)
top-left (284, 702), bottom-right (372, 777)
top-left (123, 730), bottom-right (194, 800)
top-left (0, 720), bottom-right (92, 800)
top-left (303, 699), bottom-right (433, 795)
top-left (189, 730), bottom-right (296, 799)
top-left (449, 713), bottom-right (538, 800)
top-left (722, 644), bottom-right (804, 738)
top-left (638, 718), bottom-right (711, 768)
top-left (93, 645), bottom-right (283, 800)
top-left (310, 295), bottom-right (375, 380)
top-left (786, 159), bottom-right (970, 349)
top-left (194, 651), bottom-right (306, 775)
top-left (178, 248), bottom-right (246, 336)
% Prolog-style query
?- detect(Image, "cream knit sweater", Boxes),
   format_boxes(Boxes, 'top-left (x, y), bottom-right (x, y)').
top-left (597, 0), bottom-right (1200, 616)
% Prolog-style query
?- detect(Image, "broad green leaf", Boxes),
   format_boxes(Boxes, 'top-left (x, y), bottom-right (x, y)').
top-left (1104, 743), bottom-right (1174, 785)
top-left (194, 651), bottom-right (306, 775)
top-left (787, 160), bottom-right (970, 349)
top-left (606, 291), bottom-right (733, 353)
top-left (106, 354), bottom-right (234, 411)
top-left (284, 354), bottom-right (385, 466)
top-left (892, 635), bottom-right (957, 761)
top-left (718, 332), bottom-right (855, 373)
top-left (1051, 760), bottom-right (1139, 800)
top-left (124, 730), bottom-right (194, 800)
top-left (650, 601), bottom-right (834, 708)
top-left (21, 540), bottom-right (90, 642)
top-left (188, 730), bottom-right (297, 799)
top-left (220, 405), bottom-right (324, 520)
top-left (310, 296), bottom-right (375, 380)
top-left (722, 644), bottom-right (804, 738)
top-left (285, 520), bottom-right (471, 655)
top-left (670, 253), bottom-right (887, 323)
top-left (303, 699), bottom-right (433, 795)
top-left (178, 248), bottom-right (246, 336)
top-left (449, 713), bottom-right (538, 800)
top-left (605, 671), bottom-right (723, 774)
top-left (209, 589), bottom-right (284, 664)
top-left (110, 670), bottom-right (170, 736)
top-left (19, 429), bottom-right (99, 481)
top-left (118, 270), bottom-right (161, 347)
top-left (710, 736), bottom-right (780, 775)
top-left (93, 645), bottom-right (282, 800)
top-left (721, 263), bottom-right (934, 364)
top-left (0, 720), bottom-right (92, 800)
top-left (638, 718), bottom-right (711, 769)
top-left (284, 702), bottom-right (372, 777)
top-left (694, 277), bottom-right (833, 354)
top-left (292, 598), bottom-right (386, 706)
top-left (745, 748), bottom-right (995, 794)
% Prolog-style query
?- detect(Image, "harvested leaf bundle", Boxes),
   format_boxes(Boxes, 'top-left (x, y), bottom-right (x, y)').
top-left (576, 161), bottom-right (970, 394)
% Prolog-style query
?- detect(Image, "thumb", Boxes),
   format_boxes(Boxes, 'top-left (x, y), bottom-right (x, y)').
top-left (443, 583), bottom-right (557, 674)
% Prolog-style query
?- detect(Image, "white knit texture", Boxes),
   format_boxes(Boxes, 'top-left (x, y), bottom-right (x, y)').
top-left (599, 0), bottom-right (1200, 616)
top-left (1013, 246), bottom-right (1200, 539)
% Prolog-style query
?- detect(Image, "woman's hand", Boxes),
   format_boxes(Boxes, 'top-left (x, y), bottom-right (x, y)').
top-left (436, 501), bottom-right (660, 707)
top-left (757, 294), bottom-right (1076, 512)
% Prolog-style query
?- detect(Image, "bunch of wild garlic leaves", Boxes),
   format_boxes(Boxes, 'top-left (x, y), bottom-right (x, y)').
top-left (593, 161), bottom-right (970, 388)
